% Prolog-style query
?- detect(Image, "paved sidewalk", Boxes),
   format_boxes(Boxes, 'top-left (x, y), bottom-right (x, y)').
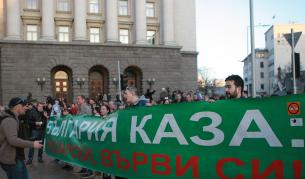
top-left (0, 152), bottom-right (89, 179)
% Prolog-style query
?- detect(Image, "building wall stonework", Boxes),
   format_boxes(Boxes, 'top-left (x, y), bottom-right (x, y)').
top-left (178, 51), bottom-right (198, 92)
top-left (0, 41), bottom-right (197, 104)
top-left (0, 47), bottom-right (2, 103)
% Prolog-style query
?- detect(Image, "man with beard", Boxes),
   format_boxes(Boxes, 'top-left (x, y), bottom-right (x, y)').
top-left (225, 75), bottom-right (244, 99)
top-left (0, 97), bottom-right (43, 179)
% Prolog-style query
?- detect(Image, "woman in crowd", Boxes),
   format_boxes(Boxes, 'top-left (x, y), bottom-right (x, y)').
top-left (100, 104), bottom-right (110, 119)
top-left (96, 104), bottom-right (111, 178)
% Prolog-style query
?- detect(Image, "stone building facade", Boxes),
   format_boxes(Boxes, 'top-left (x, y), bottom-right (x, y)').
top-left (0, 0), bottom-right (197, 104)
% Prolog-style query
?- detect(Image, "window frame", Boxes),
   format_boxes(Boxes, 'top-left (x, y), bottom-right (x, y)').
top-left (89, 27), bottom-right (100, 43)
top-left (146, 2), bottom-right (155, 17)
top-left (26, 0), bottom-right (38, 9)
top-left (118, 0), bottom-right (128, 16)
top-left (260, 84), bottom-right (265, 90)
top-left (58, 26), bottom-right (70, 42)
top-left (119, 29), bottom-right (129, 44)
top-left (147, 30), bottom-right (156, 45)
top-left (26, 24), bottom-right (38, 41)
top-left (260, 72), bottom-right (264, 79)
top-left (260, 62), bottom-right (264, 68)
top-left (57, 0), bottom-right (70, 12)
top-left (88, 0), bottom-right (99, 13)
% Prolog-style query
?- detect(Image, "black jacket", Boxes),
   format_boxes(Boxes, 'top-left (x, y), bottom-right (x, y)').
top-left (26, 107), bottom-right (47, 131)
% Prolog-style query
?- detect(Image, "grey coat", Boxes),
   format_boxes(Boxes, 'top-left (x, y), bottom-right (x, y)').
top-left (0, 111), bottom-right (33, 164)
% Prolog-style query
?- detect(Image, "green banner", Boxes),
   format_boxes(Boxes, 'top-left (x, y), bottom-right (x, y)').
top-left (45, 94), bottom-right (305, 179)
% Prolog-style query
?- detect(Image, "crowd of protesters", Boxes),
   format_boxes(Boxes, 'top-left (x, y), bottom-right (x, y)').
top-left (0, 75), bottom-right (251, 179)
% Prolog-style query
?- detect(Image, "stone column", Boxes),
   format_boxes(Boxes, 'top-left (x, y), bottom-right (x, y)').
top-left (5, 0), bottom-right (21, 40)
top-left (162, 0), bottom-right (175, 45)
top-left (105, 0), bottom-right (119, 42)
top-left (0, 1), bottom-right (5, 39)
top-left (74, 0), bottom-right (87, 40)
top-left (135, 0), bottom-right (147, 44)
top-left (41, 0), bottom-right (55, 41)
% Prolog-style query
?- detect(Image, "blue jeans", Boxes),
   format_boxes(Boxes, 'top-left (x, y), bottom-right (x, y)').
top-left (1, 160), bottom-right (29, 179)
top-left (28, 130), bottom-right (44, 159)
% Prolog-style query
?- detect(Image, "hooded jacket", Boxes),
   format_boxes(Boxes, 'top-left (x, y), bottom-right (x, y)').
top-left (0, 110), bottom-right (33, 164)
top-left (134, 95), bottom-right (148, 107)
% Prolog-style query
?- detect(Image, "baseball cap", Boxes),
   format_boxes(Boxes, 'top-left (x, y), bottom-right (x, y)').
top-left (8, 97), bottom-right (28, 108)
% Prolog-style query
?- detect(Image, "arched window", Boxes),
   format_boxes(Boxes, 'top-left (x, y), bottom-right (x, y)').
top-left (89, 66), bottom-right (109, 101)
top-left (123, 66), bottom-right (143, 94)
top-left (51, 66), bottom-right (72, 103)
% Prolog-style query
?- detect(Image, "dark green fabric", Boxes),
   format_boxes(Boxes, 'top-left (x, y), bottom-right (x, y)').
top-left (45, 94), bottom-right (305, 179)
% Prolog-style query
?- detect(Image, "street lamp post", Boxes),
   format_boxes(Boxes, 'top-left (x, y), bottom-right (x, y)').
top-left (36, 77), bottom-right (46, 90)
top-left (76, 77), bottom-right (85, 88)
top-left (147, 78), bottom-right (155, 89)
top-left (291, 29), bottom-right (297, 94)
top-left (117, 61), bottom-right (122, 101)
top-left (249, 0), bottom-right (256, 98)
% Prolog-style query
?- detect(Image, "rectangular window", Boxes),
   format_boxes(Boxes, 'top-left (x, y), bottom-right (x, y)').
top-left (261, 84), bottom-right (264, 90)
top-left (57, 0), bottom-right (70, 11)
top-left (118, 0), bottom-right (128, 16)
top-left (146, 2), bottom-right (155, 17)
top-left (260, 62), bottom-right (264, 68)
top-left (90, 28), bottom-right (100, 43)
top-left (260, 72), bottom-right (264, 78)
top-left (89, 0), bottom-right (99, 13)
top-left (59, 26), bottom-right (69, 42)
top-left (26, 25), bottom-right (38, 41)
top-left (147, 30), bottom-right (156, 44)
top-left (119, 29), bottom-right (129, 44)
top-left (27, 0), bottom-right (38, 9)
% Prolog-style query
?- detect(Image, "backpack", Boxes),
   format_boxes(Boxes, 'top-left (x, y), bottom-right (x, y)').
top-left (0, 110), bottom-right (14, 125)
top-left (0, 115), bottom-right (10, 125)
top-left (0, 112), bottom-right (30, 140)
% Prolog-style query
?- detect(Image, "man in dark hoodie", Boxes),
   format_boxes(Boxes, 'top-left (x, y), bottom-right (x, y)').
top-left (26, 102), bottom-right (48, 165)
top-left (123, 86), bottom-right (148, 107)
top-left (115, 86), bottom-right (149, 179)
top-left (0, 97), bottom-right (43, 179)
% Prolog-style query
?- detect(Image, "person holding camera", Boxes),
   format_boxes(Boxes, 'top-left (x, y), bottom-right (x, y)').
top-left (26, 102), bottom-right (47, 165)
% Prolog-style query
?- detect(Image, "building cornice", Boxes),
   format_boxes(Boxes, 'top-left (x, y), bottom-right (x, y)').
top-left (21, 15), bottom-right (41, 21)
top-left (180, 51), bottom-right (199, 56)
top-left (0, 40), bottom-right (183, 50)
